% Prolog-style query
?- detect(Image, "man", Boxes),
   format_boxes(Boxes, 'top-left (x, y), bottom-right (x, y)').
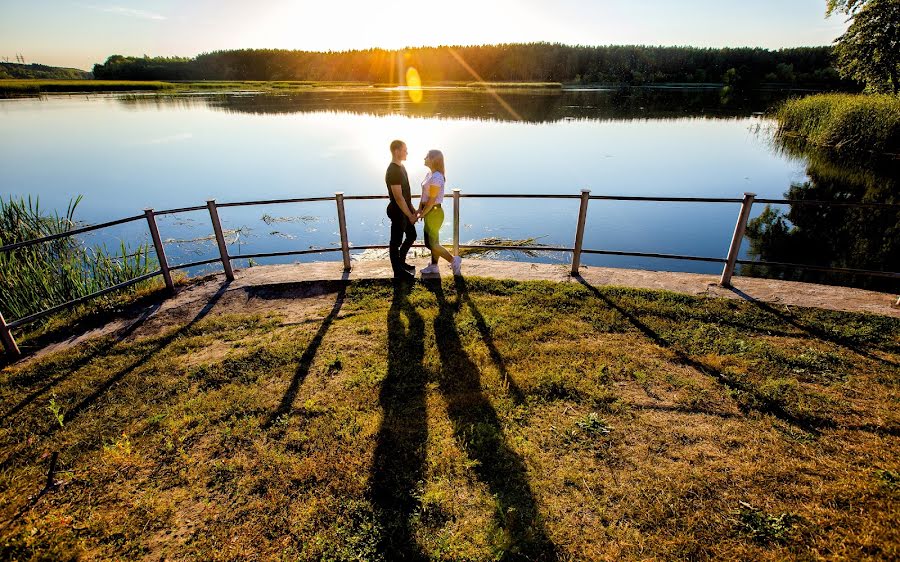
top-left (385, 140), bottom-right (417, 280)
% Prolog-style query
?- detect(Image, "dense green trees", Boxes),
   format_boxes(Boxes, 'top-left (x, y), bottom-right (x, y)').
top-left (833, 0), bottom-right (900, 93)
top-left (92, 44), bottom-right (849, 87)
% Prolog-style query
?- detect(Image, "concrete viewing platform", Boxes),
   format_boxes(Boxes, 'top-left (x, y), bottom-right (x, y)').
top-left (224, 259), bottom-right (899, 317)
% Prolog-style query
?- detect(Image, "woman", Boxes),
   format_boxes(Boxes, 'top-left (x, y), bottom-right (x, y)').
top-left (417, 149), bottom-right (461, 275)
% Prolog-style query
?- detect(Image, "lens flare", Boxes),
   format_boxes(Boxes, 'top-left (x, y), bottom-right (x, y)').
top-left (405, 67), bottom-right (423, 103)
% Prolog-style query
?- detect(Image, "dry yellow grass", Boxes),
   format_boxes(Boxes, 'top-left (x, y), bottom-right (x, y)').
top-left (0, 277), bottom-right (897, 560)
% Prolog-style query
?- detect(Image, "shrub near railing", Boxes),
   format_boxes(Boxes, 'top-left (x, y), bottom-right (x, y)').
top-left (0, 196), bottom-right (156, 322)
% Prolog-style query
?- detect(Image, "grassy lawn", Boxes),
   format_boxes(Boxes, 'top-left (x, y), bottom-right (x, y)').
top-left (0, 277), bottom-right (897, 561)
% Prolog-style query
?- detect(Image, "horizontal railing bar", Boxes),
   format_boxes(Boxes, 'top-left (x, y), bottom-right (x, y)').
top-left (168, 257), bottom-right (221, 271)
top-left (735, 259), bottom-right (900, 279)
top-left (590, 196), bottom-right (743, 203)
top-left (230, 248), bottom-right (343, 260)
top-left (216, 197), bottom-right (336, 208)
top-left (754, 198), bottom-right (900, 210)
top-left (460, 244), bottom-right (573, 252)
top-left (459, 194), bottom-right (582, 199)
top-left (343, 195), bottom-right (424, 201)
top-left (6, 270), bottom-right (161, 329)
top-left (581, 249), bottom-right (727, 263)
top-left (0, 214), bottom-right (146, 254)
top-left (153, 205), bottom-right (208, 216)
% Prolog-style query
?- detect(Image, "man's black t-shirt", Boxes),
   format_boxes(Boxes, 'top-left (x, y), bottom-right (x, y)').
top-left (385, 162), bottom-right (413, 215)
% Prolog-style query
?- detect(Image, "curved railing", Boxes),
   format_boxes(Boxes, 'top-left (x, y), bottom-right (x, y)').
top-left (1, 190), bottom-right (898, 356)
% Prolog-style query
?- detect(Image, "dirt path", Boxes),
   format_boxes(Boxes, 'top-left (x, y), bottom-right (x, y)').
top-left (13, 258), bottom-right (899, 365)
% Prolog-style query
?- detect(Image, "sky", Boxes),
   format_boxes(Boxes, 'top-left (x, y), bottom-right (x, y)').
top-left (0, 0), bottom-right (850, 70)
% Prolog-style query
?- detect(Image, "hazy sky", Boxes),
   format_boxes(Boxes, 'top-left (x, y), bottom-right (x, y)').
top-left (0, 0), bottom-right (850, 70)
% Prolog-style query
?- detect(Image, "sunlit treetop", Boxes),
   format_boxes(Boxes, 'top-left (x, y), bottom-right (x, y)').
top-left (827, 0), bottom-right (873, 15)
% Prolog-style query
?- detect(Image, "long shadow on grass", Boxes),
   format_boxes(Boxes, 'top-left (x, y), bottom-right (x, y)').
top-left (574, 276), bottom-right (833, 434)
top-left (263, 278), bottom-right (347, 429)
top-left (727, 286), bottom-right (900, 368)
top-left (368, 279), bottom-right (428, 560)
top-left (425, 279), bottom-right (557, 561)
top-left (0, 281), bottom-right (231, 473)
top-left (454, 277), bottom-right (525, 405)
top-left (0, 280), bottom-right (232, 524)
top-left (0, 302), bottom-right (161, 423)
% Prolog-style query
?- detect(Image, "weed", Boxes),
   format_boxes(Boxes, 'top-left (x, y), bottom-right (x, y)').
top-left (575, 413), bottom-right (613, 436)
top-left (47, 396), bottom-right (64, 427)
top-left (733, 501), bottom-right (801, 544)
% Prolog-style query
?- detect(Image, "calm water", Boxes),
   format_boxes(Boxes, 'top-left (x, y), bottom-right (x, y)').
top-left (0, 88), bottom-right (809, 275)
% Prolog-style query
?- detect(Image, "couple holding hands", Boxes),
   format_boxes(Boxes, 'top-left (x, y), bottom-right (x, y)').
top-left (385, 139), bottom-right (462, 280)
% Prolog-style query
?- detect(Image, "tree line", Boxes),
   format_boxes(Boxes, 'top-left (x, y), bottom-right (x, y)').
top-left (92, 44), bottom-right (851, 87)
top-left (0, 62), bottom-right (90, 80)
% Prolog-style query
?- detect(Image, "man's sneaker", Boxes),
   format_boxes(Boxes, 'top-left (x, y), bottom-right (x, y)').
top-left (420, 263), bottom-right (440, 275)
top-left (393, 268), bottom-right (415, 281)
top-left (451, 256), bottom-right (462, 275)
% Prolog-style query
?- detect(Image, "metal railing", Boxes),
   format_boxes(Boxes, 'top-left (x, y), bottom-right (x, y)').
top-left (1, 190), bottom-right (898, 357)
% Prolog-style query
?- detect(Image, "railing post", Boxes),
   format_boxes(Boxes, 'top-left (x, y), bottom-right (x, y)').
top-left (144, 209), bottom-right (174, 294)
top-left (207, 199), bottom-right (235, 281)
top-left (0, 311), bottom-right (20, 358)
top-left (453, 188), bottom-right (461, 257)
top-left (721, 192), bottom-right (756, 287)
top-left (571, 189), bottom-right (591, 275)
top-left (335, 192), bottom-right (351, 271)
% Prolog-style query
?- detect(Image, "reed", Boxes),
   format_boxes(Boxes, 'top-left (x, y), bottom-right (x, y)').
top-left (774, 93), bottom-right (900, 159)
top-left (0, 196), bottom-right (156, 322)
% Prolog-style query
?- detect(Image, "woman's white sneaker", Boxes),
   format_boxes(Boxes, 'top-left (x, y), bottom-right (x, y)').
top-left (420, 263), bottom-right (440, 275)
top-left (451, 256), bottom-right (462, 275)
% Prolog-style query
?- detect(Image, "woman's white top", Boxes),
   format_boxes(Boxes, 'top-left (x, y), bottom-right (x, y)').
top-left (421, 171), bottom-right (445, 205)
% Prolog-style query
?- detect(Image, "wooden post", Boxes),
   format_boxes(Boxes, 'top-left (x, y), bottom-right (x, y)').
top-left (207, 200), bottom-right (235, 281)
top-left (144, 209), bottom-right (174, 293)
top-left (571, 189), bottom-right (591, 276)
top-left (335, 192), bottom-right (351, 271)
top-left (721, 192), bottom-right (756, 287)
top-left (453, 188), bottom-right (461, 257)
top-left (0, 311), bottom-right (20, 358)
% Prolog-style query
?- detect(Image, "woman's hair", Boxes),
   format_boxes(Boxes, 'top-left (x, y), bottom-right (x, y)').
top-left (426, 149), bottom-right (445, 177)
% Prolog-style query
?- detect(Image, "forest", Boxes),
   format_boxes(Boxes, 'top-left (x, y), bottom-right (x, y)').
top-left (92, 43), bottom-right (852, 87)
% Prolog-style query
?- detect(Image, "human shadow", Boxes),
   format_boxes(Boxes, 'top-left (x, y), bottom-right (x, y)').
top-left (368, 279), bottom-right (428, 560)
top-left (424, 279), bottom-right (557, 561)
top-left (453, 276), bottom-right (525, 405)
top-left (263, 277), bottom-right (348, 429)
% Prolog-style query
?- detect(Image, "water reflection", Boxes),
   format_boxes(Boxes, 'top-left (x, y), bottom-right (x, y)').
top-left (116, 87), bottom-right (793, 123)
top-left (743, 135), bottom-right (899, 291)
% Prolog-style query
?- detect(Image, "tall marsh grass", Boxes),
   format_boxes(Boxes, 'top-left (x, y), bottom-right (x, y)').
top-left (774, 93), bottom-right (900, 158)
top-left (0, 196), bottom-right (156, 323)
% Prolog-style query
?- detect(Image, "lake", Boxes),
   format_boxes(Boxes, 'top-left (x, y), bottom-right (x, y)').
top-left (0, 87), bottom-right (865, 279)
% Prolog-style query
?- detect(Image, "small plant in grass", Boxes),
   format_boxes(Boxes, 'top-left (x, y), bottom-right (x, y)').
top-left (733, 501), bottom-right (801, 544)
top-left (575, 413), bottom-right (613, 436)
top-left (878, 469), bottom-right (900, 491)
top-left (327, 354), bottom-right (343, 372)
top-left (47, 396), bottom-right (64, 427)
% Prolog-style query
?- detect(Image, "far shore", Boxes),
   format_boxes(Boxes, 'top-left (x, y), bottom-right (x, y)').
top-left (0, 79), bottom-right (835, 97)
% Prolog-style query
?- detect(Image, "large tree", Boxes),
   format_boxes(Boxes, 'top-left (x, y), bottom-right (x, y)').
top-left (833, 0), bottom-right (900, 93)
top-left (827, 0), bottom-right (872, 14)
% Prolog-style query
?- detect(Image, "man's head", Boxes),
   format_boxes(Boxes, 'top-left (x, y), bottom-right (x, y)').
top-left (390, 140), bottom-right (407, 161)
